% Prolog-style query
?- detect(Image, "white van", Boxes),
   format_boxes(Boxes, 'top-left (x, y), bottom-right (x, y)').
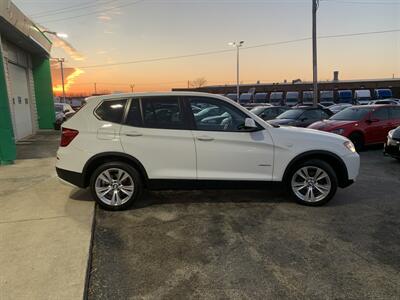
top-left (354, 90), bottom-right (371, 105)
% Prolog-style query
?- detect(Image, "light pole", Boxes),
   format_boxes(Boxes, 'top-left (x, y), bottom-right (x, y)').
top-left (229, 41), bottom-right (244, 103)
top-left (52, 58), bottom-right (66, 102)
top-left (312, 0), bottom-right (319, 107)
top-left (130, 83), bottom-right (135, 92)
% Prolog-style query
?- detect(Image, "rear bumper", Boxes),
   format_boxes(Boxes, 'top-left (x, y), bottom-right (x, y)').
top-left (56, 167), bottom-right (85, 188)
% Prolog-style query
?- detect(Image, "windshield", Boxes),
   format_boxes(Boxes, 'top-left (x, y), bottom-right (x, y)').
top-left (330, 107), bottom-right (372, 121)
top-left (250, 107), bottom-right (267, 115)
top-left (277, 109), bottom-right (304, 119)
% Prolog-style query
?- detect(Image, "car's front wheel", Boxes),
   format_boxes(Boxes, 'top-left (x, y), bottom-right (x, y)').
top-left (288, 159), bottom-right (337, 206)
top-left (90, 162), bottom-right (143, 210)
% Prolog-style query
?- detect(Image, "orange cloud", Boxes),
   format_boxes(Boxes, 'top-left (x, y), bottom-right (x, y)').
top-left (51, 67), bottom-right (84, 95)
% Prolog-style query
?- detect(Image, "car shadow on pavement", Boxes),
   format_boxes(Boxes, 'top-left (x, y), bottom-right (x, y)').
top-left (132, 187), bottom-right (292, 210)
top-left (67, 185), bottom-right (361, 210)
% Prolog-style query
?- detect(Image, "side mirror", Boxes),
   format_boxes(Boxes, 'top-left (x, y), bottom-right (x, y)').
top-left (245, 118), bottom-right (257, 129)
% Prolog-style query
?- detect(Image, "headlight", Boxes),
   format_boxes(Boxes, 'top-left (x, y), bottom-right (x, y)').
top-left (331, 128), bottom-right (345, 135)
top-left (344, 141), bottom-right (356, 153)
top-left (388, 130), bottom-right (394, 138)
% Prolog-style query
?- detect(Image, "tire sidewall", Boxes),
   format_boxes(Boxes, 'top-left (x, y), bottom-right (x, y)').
top-left (287, 159), bottom-right (338, 206)
top-left (90, 162), bottom-right (142, 211)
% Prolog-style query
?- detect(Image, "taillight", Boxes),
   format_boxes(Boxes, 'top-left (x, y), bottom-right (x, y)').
top-left (60, 128), bottom-right (79, 147)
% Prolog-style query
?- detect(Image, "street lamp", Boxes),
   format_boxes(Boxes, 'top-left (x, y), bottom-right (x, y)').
top-left (42, 30), bottom-right (68, 39)
top-left (229, 41), bottom-right (244, 103)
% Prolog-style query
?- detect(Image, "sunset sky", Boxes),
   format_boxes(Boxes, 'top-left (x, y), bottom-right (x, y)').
top-left (14, 0), bottom-right (400, 95)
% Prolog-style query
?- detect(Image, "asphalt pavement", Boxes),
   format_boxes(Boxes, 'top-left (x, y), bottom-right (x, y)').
top-left (87, 149), bottom-right (400, 299)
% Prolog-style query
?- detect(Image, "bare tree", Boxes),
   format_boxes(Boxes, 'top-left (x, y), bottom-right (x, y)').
top-left (189, 77), bottom-right (207, 88)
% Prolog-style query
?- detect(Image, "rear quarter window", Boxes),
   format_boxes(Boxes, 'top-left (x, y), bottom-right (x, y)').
top-left (95, 99), bottom-right (127, 123)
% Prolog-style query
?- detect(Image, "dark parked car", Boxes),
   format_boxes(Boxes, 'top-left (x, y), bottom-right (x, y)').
top-left (368, 99), bottom-right (400, 105)
top-left (309, 105), bottom-right (400, 150)
top-left (269, 107), bottom-right (332, 127)
top-left (250, 105), bottom-right (289, 121)
top-left (384, 126), bottom-right (400, 160)
top-left (54, 103), bottom-right (75, 130)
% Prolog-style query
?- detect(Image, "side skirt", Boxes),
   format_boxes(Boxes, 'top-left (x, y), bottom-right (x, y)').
top-left (147, 179), bottom-right (283, 191)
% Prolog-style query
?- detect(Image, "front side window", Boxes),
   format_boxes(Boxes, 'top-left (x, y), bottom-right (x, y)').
top-left (95, 99), bottom-right (127, 123)
top-left (389, 107), bottom-right (400, 119)
top-left (371, 108), bottom-right (389, 121)
top-left (189, 97), bottom-right (253, 132)
top-left (141, 96), bottom-right (184, 129)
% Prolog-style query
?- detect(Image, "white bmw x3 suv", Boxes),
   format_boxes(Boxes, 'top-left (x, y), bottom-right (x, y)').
top-left (56, 92), bottom-right (359, 210)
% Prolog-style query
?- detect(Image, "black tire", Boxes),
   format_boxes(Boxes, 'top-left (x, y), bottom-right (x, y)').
top-left (90, 161), bottom-right (143, 211)
top-left (287, 159), bottom-right (338, 206)
top-left (349, 132), bottom-right (364, 152)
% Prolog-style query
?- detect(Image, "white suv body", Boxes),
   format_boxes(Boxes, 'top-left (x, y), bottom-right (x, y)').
top-left (56, 92), bottom-right (359, 210)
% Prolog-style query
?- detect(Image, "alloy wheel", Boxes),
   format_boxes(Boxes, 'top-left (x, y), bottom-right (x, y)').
top-left (95, 168), bottom-right (134, 206)
top-left (291, 166), bottom-right (331, 203)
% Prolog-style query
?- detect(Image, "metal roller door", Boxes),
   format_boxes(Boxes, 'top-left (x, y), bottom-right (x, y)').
top-left (8, 62), bottom-right (33, 140)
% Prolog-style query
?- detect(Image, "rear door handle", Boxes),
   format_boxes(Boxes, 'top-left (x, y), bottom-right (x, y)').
top-left (124, 132), bottom-right (143, 137)
top-left (196, 135), bottom-right (214, 141)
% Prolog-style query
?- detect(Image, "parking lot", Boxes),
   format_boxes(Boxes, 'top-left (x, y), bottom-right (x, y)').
top-left (87, 148), bottom-right (400, 299)
top-left (1, 132), bottom-right (399, 299)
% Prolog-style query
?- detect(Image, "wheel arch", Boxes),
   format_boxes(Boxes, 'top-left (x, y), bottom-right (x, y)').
top-left (82, 152), bottom-right (149, 188)
top-left (282, 150), bottom-right (350, 188)
top-left (348, 130), bottom-right (365, 142)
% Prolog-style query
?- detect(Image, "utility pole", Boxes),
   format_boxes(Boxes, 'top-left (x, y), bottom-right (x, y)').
top-left (94, 82), bottom-right (97, 95)
top-left (129, 83), bottom-right (135, 92)
top-left (312, 0), bottom-right (319, 107)
top-left (59, 58), bottom-right (66, 103)
top-left (52, 58), bottom-right (66, 102)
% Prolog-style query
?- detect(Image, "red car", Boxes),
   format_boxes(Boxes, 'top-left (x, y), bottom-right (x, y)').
top-left (308, 105), bottom-right (400, 150)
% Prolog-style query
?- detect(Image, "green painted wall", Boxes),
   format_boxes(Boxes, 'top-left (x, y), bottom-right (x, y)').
top-left (0, 38), bottom-right (16, 165)
top-left (32, 56), bottom-right (55, 129)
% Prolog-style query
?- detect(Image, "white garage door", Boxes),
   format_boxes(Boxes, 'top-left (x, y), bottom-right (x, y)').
top-left (8, 63), bottom-right (33, 140)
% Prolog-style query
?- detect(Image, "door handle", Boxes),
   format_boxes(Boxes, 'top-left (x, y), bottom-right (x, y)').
top-left (124, 132), bottom-right (143, 137)
top-left (196, 135), bottom-right (214, 141)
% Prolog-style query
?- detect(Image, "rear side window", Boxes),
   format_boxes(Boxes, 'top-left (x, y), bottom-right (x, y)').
top-left (389, 107), bottom-right (400, 119)
top-left (141, 96), bottom-right (185, 129)
top-left (95, 99), bottom-right (127, 123)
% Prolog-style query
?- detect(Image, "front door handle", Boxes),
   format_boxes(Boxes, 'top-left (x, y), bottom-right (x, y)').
top-left (124, 132), bottom-right (143, 137)
top-left (196, 135), bottom-right (214, 141)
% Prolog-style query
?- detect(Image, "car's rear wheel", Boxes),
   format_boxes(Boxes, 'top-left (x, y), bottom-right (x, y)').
top-left (90, 162), bottom-right (143, 210)
top-left (288, 159), bottom-right (337, 206)
top-left (349, 132), bottom-right (364, 151)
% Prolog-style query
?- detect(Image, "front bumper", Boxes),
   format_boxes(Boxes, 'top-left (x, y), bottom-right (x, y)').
top-left (384, 143), bottom-right (400, 159)
top-left (56, 167), bottom-right (86, 188)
